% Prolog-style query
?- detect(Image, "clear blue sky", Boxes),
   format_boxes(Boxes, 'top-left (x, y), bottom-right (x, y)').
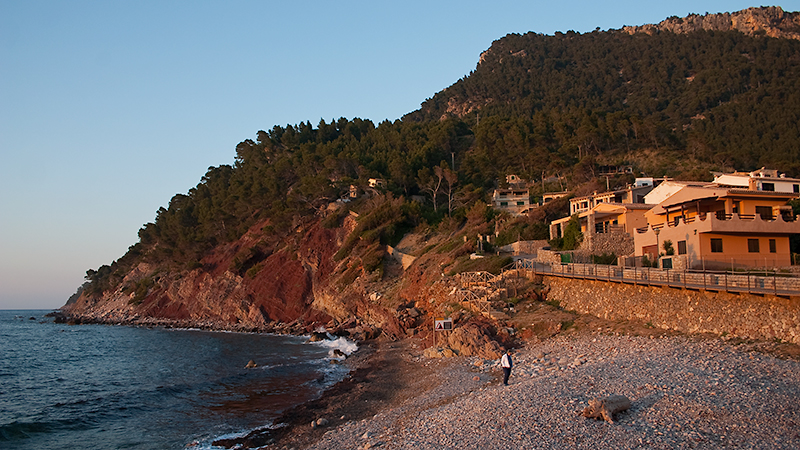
top-left (2, 1), bottom-right (795, 309)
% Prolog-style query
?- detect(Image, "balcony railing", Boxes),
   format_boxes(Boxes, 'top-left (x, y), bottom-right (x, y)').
top-left (635, 211), bottom-right (799, 234)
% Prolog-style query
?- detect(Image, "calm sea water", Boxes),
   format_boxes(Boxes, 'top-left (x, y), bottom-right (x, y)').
top-left (0, 310), bottom-right (356, 449)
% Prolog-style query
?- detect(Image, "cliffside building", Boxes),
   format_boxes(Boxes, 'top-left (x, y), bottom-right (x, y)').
top-left (492, 187), bottom-right (532, 216)
top-left (634, 184), bottom-right (800, 269)
top-left (550, 179), bottom-right (659, 250)
top-left (712, 167), bottom-right (800, 193)
top-left (568, 179), bottom-right (657, 216)
top-left (491, 174), bottom-right (533, 216)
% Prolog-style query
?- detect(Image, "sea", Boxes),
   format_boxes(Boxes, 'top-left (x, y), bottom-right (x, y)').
top-left (0, 309), bottom-right (357, 449)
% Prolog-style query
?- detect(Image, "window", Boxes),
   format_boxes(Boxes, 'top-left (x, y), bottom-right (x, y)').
top-left (769, 239), bottom-right (777, 253)
top-left (516, 201), bottom-right (525, 206)
top-left (710, 238), bottom-right (723, 253)
top-left (732, 201), bottom-right (740, 214)
top-left (500, 202), bottom-right (508, 207)
top-left (794, 184), bottom-right (799, 193)
top-left (762, 182), bottom-right (775, 191)
top-left (748, 239), bottom-right (760, 253)
top-left (677, 240), bottom-right (687, 255)
top-left (755, 206), bottom-right (773, 220)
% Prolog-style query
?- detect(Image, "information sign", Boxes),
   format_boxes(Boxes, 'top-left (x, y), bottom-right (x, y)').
top-left (434, 318), bottom-right (453, 331)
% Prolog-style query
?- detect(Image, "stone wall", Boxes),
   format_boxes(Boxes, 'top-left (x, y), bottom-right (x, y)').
top-left (536, 249), bottom-right (563, 265)
top-left (498, 240), bottom-right (550, 256)
top-left (581, 231), bottom-right (634, 258)
top-left (544, 276), bottom-right (800, 344)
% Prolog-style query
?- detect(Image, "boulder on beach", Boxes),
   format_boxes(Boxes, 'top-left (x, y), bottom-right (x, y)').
top-left (423, 346), bottom-right (458, 358)
top-left (582, 394), bottom-right (631, 423)
top-left (447, 323), bottom-right (503, 359)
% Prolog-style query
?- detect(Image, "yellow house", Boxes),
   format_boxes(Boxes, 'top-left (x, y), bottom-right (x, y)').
top-left (550, 202), bottom-right (651, 255)
top-left (634, 186), bottom-right (800, 269)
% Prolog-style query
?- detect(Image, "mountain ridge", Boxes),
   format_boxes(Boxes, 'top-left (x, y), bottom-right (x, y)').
top-left (621, 6), bottom-right (800, 40)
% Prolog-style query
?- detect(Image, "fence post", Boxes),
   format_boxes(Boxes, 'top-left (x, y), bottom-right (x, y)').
top-left (774, 272), bottom-right (777, 296)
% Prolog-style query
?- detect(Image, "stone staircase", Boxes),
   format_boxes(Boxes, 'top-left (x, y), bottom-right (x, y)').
top-left (454, 269), bottom-right (519, 320)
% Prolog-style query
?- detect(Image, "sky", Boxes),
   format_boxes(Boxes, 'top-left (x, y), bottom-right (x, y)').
top-left (2, 0), bottom-right (797, 309)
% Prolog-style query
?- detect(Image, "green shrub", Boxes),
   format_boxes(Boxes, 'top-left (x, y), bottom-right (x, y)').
top-left (591, 252), bottom-right (617, 265)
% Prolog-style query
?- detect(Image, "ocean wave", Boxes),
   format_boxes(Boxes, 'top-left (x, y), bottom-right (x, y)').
top-left (310, 335), bottom-right (358, 359)
top-left (0, 416), bottom-right (95, 442)
top-left (190, 420), bottom-right (278, 450)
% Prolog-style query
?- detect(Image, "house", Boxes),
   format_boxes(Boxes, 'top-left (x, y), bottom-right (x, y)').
top-left (643, 180), bottom-right (711, 205)
top-left (505, 174), bottom-right (527, 187)
top-left (598, 165), bottom-right (634, 175)
top-left (568, 179), bottom-right (657, 215)
top-left (542, 191), bottom-right (569, 204)
top-left (492, 187), bottom-right (532, 216)
top-left (633, 184), bottom-right (800, 269)
top-left (368, 178), bottom-right (385, 188)
top-left (712, 167), bottom-right (800, 193)
top-left (549, 202), bottom-right (652, 255)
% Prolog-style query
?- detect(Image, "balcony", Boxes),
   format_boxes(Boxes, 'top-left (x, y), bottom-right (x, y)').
top-left (636, 212), bottom-right (800, 236)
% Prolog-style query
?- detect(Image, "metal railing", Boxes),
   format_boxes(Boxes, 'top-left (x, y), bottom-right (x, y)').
top-left (516, 259), bottom-right (800, 297)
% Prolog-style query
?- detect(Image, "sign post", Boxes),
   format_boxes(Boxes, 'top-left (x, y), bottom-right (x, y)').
top-left (433, 318), bottom-right (453, 348)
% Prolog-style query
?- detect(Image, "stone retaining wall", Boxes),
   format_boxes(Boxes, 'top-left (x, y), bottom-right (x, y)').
top-left (544, 276), bottom-right (800, 344)
top-left (498, 240), bottom-right (550, 256)
top-left (536, 249), bottom-right (562, 265)
top-left (582, 231), bottom-right (634, 257)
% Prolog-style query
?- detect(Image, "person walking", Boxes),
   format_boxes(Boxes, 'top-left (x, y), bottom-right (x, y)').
top-left (500, 349), bottom-right (513, 385)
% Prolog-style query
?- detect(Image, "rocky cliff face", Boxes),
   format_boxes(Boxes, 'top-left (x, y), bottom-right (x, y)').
top-left (59, 208), bottom-right (435, 341)
top-left (63, 218), bottom-right (341, 331)
top-left (621, 6), bottom-right (800, 40)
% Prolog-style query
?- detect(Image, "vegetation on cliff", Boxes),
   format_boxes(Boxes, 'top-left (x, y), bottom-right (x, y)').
top-left (79, 8), bottom-right (800, 324)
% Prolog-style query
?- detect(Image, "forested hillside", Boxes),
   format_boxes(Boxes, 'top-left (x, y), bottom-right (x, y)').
top-left (408, 29), bottom-right (800, 175)
top-left (82, 8), bottom-right (800, 302)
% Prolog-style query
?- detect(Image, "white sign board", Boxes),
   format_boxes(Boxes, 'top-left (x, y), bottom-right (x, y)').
top-left (434, 318), bottom-right (453, 331)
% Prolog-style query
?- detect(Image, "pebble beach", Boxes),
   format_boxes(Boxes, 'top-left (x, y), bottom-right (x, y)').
top-left (306, 333), bottom-right (800, 450)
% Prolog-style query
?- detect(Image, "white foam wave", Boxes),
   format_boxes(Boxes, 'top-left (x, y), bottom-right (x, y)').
top-left (313, 335), bottom-right (358, 359)
top-left (191, 421), bottom-right (274, 450)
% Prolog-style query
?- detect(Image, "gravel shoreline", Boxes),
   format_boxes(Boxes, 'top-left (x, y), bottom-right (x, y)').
top-left (307, 333), bottom-right (800, 450)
